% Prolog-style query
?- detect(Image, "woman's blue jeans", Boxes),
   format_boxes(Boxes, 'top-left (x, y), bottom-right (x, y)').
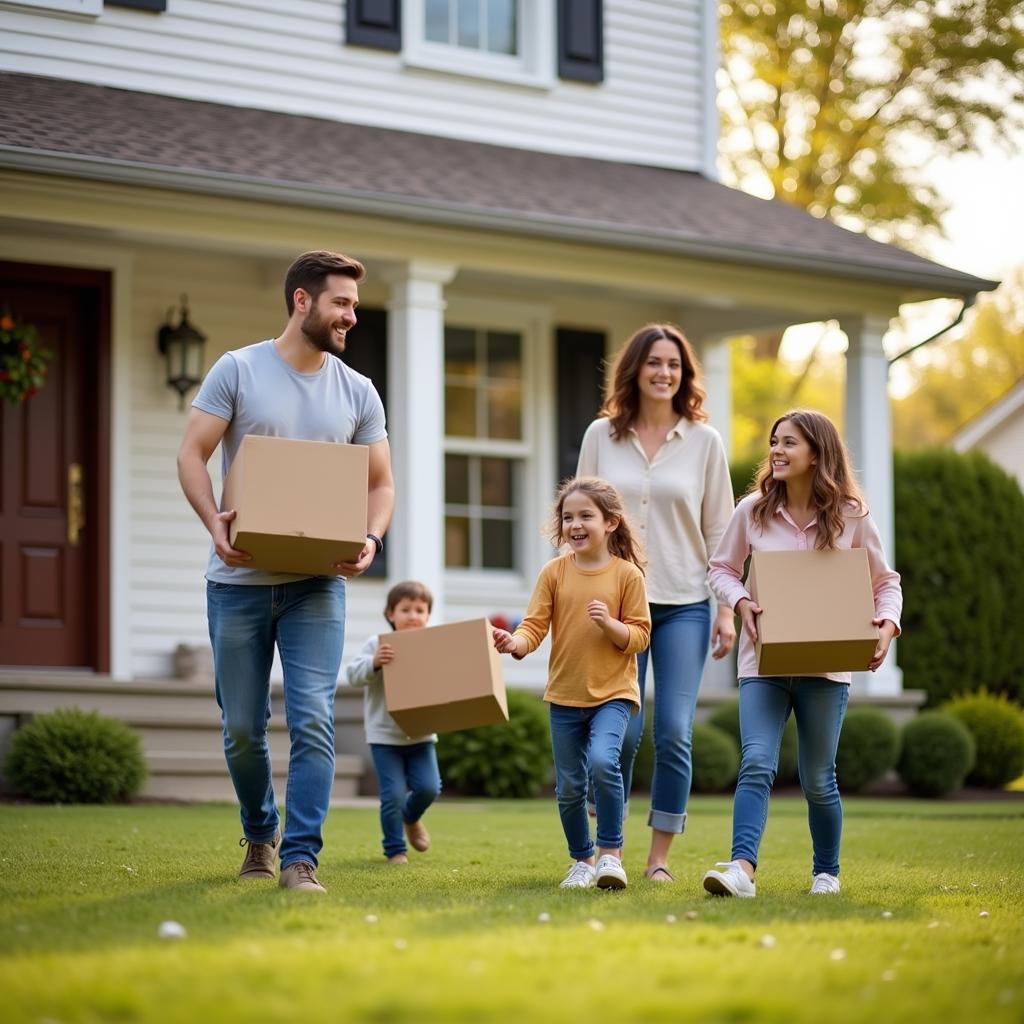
top-left (732, 676), bottom-right (850, 877)
top-left (550, 699), bottom-right (633, 859)
top-left (619, 600), bottom-right (711, 834)
top-left (207, 576), bottom-right (345, 870)
top-left (369, 742), bottom-right (442, 858)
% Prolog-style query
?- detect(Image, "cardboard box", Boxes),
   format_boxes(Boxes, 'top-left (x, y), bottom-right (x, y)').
top-left (222, 434), bottom-right (368, 575)
top-left (748, 548), bottom-right (879, 675)
top-left (381, 618), bottom-right (510, 735)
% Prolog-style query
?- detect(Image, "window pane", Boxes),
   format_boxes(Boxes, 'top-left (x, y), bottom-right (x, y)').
top-left (487, 0), bottom-right (516, 54)
top-left (482, 518), bottom-right (515, 569)
top-left (445, 327), bottom-right (478, 381)
top-left (480, 457), bottom-right (513, 508)
top-left (486, 331), bottom-right (521, 379)
top-left (445, 454), bottom-right (470, 504)
top-left (425, 0), bottom-right (450, 42)
top-left (457, 0), bottom-right (481, 48)
top-left (445, 384), bottom-right (478, 436)
top-left (445, 516), bottom-right (470, 567)
top-left (486, 383), bottom-right (522, 439)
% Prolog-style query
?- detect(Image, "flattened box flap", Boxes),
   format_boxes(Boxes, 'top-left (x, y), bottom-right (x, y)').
top-left (381, 618), bottom-right (509, 736)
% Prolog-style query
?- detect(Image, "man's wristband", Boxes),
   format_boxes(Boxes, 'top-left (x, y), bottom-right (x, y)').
top-left (366, 533), bottom-right (384, 555)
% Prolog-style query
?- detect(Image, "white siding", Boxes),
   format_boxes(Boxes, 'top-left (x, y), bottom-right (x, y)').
top-left (0, 0), bottom-right (707, 170)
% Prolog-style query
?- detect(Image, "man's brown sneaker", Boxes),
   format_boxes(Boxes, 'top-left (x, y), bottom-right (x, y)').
top-left (238, 830), bottom-right (280, 880)
top-left (279, 861), bottom-right (327, 892)
top-left (404, 819), bottom-right (431, 852)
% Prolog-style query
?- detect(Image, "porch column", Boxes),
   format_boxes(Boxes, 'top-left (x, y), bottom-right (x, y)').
top-left (384, 261), bottom-right (457, 622)
top-left (841, 314), bottom-right (903, 696)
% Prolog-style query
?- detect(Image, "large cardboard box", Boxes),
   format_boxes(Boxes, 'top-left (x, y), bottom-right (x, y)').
top-left (381, 618), bottom-right (510, 736)
top-left (222, 434), bottom-right (368, 576)
top-left (748, 548), bottom-right (878, 675)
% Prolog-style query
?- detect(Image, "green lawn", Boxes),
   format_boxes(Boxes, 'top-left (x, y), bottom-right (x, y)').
top-left (1, 797), bottom-right (1021, 1023)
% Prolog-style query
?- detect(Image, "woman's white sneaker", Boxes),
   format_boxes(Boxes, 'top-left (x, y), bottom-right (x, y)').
top-left (702, 861), bottom-right (756, 898)
top-left (559, 860), bottom-right (597, 889)
top-left (595, 854), bottom-right (628, 890)
top-left (809, 872), bottom-right (841, 894)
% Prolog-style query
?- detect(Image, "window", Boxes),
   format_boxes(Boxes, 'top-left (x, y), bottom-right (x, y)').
top-left (444, 327), bottom-right (527, 571)
top-left (425, 0), bottom-right (517, 55)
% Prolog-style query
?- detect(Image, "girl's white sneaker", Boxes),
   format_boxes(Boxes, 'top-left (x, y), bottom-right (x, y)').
top-left (595, 854), bottom-right (628, 890)
top-left (702, 861), bottom-right (756, 898)
top-left (809, 872), bottom-right (841, 894)
top-left (559, 860), bottom-right (597, 889)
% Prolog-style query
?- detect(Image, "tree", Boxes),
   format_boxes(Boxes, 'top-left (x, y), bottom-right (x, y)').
top-left (718, 0), bottom-right (1024, 249)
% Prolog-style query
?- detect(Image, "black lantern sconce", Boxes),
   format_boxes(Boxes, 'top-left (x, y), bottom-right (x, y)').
top-left (158, 296), bottom-right (207, 410)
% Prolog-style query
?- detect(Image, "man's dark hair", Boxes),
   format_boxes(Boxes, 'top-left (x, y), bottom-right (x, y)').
top-left (284, 250), bottom-right (365, 314)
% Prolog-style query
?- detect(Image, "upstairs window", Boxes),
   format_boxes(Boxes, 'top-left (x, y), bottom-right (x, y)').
top-left (425, 0), bottom-right (517, 56)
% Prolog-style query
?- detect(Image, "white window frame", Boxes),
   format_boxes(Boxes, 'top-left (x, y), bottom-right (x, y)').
top-left (404, 0), bottom-right (556, 90)
top-left (442, 297), bottom-right (554, 602)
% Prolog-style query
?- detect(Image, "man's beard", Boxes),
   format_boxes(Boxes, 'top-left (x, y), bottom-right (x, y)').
top-left (301, 307), bottom-right (346, 358)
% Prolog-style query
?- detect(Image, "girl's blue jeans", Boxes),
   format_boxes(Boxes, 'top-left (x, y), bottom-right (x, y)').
top-left (206, 576), bottom-right (345, 870)
top-left (550, 699), bottom-right (633, 859)
top-left (619, 600), bottom-right (711, 833)
top-left (369, 741), bottom-right (442, 858)
top-left (732, 675), bottom-right (850, 877)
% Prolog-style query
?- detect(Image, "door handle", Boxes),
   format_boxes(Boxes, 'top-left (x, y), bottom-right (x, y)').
top-left (68, 462), bottom-right (85, 546)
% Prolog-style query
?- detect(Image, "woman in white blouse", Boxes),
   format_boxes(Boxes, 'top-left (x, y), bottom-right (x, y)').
top-left (577, 323), bottom-right (736, 881)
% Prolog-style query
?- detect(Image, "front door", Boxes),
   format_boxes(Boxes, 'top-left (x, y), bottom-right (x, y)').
top-left (0, 262), bottom-right (110, 669)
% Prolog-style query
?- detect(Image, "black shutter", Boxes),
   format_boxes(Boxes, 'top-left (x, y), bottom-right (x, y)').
top-left (341, 307), bottom-right (389, 578)
top-left (556, 328), bottom-right (606, 485)
top-left (107, 0), bottom-right (167, 10)
top-left (557, 0), bottom-right (604, 83)
top-left (346, 0), bottom-right (402, 51)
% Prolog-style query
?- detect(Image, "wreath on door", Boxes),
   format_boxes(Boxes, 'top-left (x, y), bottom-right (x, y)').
top-left (0, 310), bottom-right (52, 405)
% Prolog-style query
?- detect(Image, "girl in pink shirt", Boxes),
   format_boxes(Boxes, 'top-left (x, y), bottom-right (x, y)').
top-left (702, 410), bottom-right (902, 899)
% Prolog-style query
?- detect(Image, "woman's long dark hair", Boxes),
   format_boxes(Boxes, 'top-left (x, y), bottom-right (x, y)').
top-left (602, 323), bottom-right (707, 440)
top-left (549, 476), bottom-right (646, 571)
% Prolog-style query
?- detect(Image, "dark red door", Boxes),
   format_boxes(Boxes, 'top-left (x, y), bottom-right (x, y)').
top-left (0, 264), bottom-right (110, 669)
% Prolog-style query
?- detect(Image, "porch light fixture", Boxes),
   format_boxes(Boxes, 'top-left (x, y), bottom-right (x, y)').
top-left (158, 295), bottom-right (207, 410)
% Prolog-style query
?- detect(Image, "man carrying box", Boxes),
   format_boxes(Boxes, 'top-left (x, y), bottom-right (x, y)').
top-left (177, 250), bottom-right (395, 892)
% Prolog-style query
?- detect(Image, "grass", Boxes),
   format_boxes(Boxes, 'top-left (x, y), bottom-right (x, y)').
top-left (1, 796), bottom-right (1022, 1023)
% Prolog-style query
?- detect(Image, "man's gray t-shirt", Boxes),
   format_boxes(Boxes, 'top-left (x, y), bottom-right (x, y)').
top-left (192, 339), bottom-right (387, 585)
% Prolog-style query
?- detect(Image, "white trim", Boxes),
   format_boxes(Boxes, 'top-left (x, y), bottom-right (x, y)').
top-left (951, 379), bottom-right (1024, 453)
top-left (699, 0), bottom-right (721, 181)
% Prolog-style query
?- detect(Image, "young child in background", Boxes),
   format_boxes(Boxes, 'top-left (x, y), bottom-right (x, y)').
top-left (345, 581), bottom-right (442, 865)
top-left (702, 410), bottom-right (902, 899)
top-left (493, 477), bottom-right (651, 891)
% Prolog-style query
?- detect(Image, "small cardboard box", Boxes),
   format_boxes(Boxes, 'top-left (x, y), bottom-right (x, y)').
top-left (222, 434), bottom-right (368, 576)
top-left (381, 618), bottom-right (510, 736)
top-left (748, 548), bottom-right (878, 675)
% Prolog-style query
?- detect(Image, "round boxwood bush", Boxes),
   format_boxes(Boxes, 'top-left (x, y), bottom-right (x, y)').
top-left (436, 688), bottom-right (552, 798)
top-left (942, 690), bottom-right (1024, 788)
top-left (690, 723), bottom-right (739, 793)
top-left (897, 711), bottom-right (975, 798)
top-left (894, 450), bottom-right (1024, 706)
top-left (706, 700), bottom-right (799, 786)
top-left (4, 707), bottom-right (147, 804)
top-left (835, 708), bottom-right (900, 793)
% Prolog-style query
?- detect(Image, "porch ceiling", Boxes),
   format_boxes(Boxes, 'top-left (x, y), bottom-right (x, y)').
top-left (0, 72), bottom-right (998, 299)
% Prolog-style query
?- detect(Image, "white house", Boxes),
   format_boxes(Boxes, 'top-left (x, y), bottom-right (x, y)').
top-left (0, 0), bottom-right (996, 795)
top-left (952, 379), bottom-right (1024, 489)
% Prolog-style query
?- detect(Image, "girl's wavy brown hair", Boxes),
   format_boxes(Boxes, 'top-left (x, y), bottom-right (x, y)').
top-left (750, 409), bottom-right (866, 550)
top-left (602, 323), bottom-right (707, 440)
top-left (548, 476), bottom-right (646, 571)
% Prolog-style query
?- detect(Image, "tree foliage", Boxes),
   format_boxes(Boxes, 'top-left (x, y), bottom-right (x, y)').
top-left (719, 0), bottom-right (1024, 245)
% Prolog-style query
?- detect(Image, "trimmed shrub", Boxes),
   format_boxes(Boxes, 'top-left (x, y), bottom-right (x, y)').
top-left (835, 708), bottom-right (900, 793)
top-left (436, 688), bottom-right (552, 798)
top-left (706, 700), bottom-right (799, 786)
top-left (690, 723), bottom-right (739, 793)
top-left (897, 711), bottom-right (975, 798)
top-left (943, 690), bottom-right (1024, 788)
top-left (4, 707), bottom-right (146, 804)
top-left (631, 717), bottom-right (654, 792)
top-left (894, 450), bottom-right (1024, 706)
top-left (729, 456), bottom-right (762, 501)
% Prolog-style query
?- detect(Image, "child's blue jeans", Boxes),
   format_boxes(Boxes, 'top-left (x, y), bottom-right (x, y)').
top-left (369, 741), bottom-right (442, 858)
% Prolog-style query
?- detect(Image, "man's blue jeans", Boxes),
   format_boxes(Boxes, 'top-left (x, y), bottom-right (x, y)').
top-left (369, 742), bottom-right (442, 858)
top-left (732, 675), bottom-right (850, 877)
top-left (550, 699), bottom-right (633, 859)
top-left (207, 576), bottom-right (345, 870)
top-left (619, 600), bottom-right (711, 833)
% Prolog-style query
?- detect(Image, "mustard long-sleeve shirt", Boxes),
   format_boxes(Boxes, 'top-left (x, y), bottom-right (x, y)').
top-left (513, 553), bottom-right (651, 710)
